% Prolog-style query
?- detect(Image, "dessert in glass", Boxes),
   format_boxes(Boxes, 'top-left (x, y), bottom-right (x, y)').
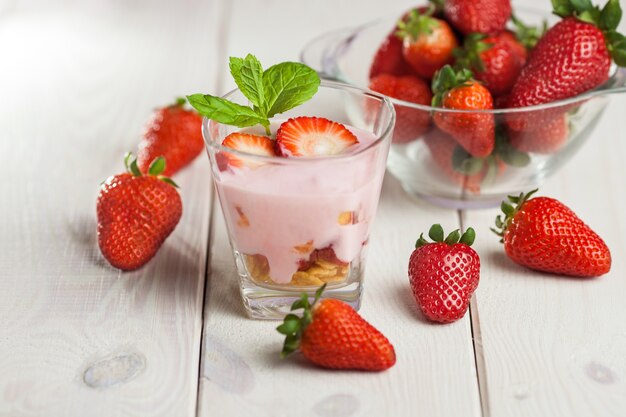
top-left (190, 57), bottom-right (394, 319)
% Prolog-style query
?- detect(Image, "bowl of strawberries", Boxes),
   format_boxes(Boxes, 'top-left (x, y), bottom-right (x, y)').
top-left (301, 0), bottom-right (626, 208)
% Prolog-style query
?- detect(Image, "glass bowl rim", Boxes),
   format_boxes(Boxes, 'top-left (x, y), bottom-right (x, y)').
top-left (299, 7), bottom-right (625, 115)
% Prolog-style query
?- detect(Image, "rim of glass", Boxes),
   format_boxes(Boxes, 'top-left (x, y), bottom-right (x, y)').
top-left (299, 8), bottom-right (624, 115)
top-left (203, 79), bottom-right (396, 163)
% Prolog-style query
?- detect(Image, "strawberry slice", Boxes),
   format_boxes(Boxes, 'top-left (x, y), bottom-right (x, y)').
top-left (276, 117), bottom-right (358, 157)
top-left (219, 132), bottom-right (276, 169)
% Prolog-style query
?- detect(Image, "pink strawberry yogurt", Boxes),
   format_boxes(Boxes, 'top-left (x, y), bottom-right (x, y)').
top-left (213, 125), bottom-right (389, 284)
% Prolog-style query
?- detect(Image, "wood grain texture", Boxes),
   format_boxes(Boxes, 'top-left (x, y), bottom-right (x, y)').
top-left (198, 175), bottom-right (481, 417)
top-left (465, 92), bottom-right (626, 417)
top-left (0, 1), bottom-right (219, 415)
top-left (197, 3), bottom-right (480, 415)
top-left (462, 2), bottom-right (626, 415)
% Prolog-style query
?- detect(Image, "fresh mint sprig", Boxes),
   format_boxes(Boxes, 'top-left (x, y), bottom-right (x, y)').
top-left (187, 54), bottom-right (321, 136)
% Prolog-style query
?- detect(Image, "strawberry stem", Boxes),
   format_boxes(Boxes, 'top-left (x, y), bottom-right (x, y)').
top-left (416, 224), bottom-right (476, 247)
top-left (277, 284), bottom-right (326, 358)
top-left (396, 8), bottom-right (438, 41)
top-left (491, 189), bottom-right (538, 240)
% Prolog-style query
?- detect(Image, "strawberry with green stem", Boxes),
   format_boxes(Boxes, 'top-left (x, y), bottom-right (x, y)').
top-left (396, 7), bottom-right (459, 80)
top-left (97, 154), bottom-right (182, 271)
top-left (507, 0), bottom-right (626, 131)
top-left (453, 32), bottom-right (525, 97)
top-left (278, 284), bottom-right (396, 371)
top-left (432, 65), bottom-right (495, 158)
top-left (492, 190), bottom-right (611, 277)
top-left (408, 224), bottom-right (480, 323)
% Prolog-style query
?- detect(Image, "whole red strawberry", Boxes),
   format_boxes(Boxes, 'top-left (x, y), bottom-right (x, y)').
top-left (507, 0), bottom-right (626, 131)
top-left (396, 8), bottom-right (458, 80)
top-left (369, 74), bottom-right (432, 143)
top-left (408, 224), bottom-right (480, 323)
top-left (444, 0), bottom-right (511, 35)
top-left (278, 285), bottom-right (396, 371)
top-left (138, 98), bottom-right (204, 176)
top-left (369, 32), bottom-right (414, 79)
top-left (509, 114), bottom-right (569, 154)
top-left (432, 65), bottom-right (495, 157)
top-left (423, 128), bottom-right (493, 193)
top-left (492, 190), bottom-right (611, 277)
top-left (454, 33), bottom-right (525, 97)
top-left (97, 154), bottom-right (182, 271)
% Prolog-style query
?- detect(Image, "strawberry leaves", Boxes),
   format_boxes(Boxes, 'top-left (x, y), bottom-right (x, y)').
top-left (416, 224), bottom-right (476, 248)
top-left (491, 189), bottom-right (538, 240)
top-left (122, 152), bottom-right (179, 188)
top-left (277, 284), bottom-right (326, 358)
top-left (188, 54), bottom-right (320, 135)
top-left (431, 65), bottom-right (474, 107)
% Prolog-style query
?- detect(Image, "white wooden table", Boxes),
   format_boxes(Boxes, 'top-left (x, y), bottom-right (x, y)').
top-left (2, 0), bottom-right (625, 416)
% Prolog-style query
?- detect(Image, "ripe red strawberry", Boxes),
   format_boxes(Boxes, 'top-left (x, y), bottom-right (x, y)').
top-left (219, 132), bottom-right (276, 169)
top-left (507, 0), bottom-right (626, 131)
top-left (423, 129), bottom-right (487, 193)
top-left (444, 0), bottom-right (511, 35)
top-left (432, 65), bottom-right (495, 157)
top-left (97, 154), bottom-right (182, 271)
top-left (276, 117), bottom-right (358, 157)
top-left (454, 33), bottom-right (525, 97)
top-left (509, 115), bottom-right (569, 154)
top-left (369, 74), bottom-right (432, 143)
top-left (396, 8), bottom-right (458, 79)
top-left (493, 190), bottom-right (611, 277)
top-left (278, 285), bottom-right (396, 371)
top-left (408, 224), bottom-right (480, 323)
top-left (369, 32), bottom-right (414, 79)
top-left (138, 98), bottom-right (204, 177)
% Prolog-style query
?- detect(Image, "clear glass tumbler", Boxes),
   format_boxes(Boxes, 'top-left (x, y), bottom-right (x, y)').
top-left (203, 80), bottom-right (395, 319)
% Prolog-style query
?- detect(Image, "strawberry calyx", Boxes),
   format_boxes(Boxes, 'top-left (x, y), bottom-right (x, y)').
top-left (510, 14), bottom-right (547, 50)
top-left (552, 0), bottom-right (626, 66)
top-left (491, 189), bottom-right (538, 241)
top-left (123, 152), bottom-right (179, 188)
top-left (171, 97), bottom-right (187, 108)
top-left (494, 127), bottom-right (530, 167)
top-left (431, 65), bottom-right (475, 107)
top-left (453, 34), bottom-right (493, 73)
top-left (277, 284), bottom-right (326, 358)
top-left (416, 224), bottom-right (476, 248)
top-left (396, 7), bottom-right (439, 41)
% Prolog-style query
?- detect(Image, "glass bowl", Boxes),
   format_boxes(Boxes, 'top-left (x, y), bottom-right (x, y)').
top-left (301, 6), bottom-right (626, 209)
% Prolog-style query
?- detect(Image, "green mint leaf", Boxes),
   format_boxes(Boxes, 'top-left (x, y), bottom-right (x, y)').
top-left (601, 0), bottom-right (622, 31)
top-left (261, 62), bottom-right (320, 118)
top-left (187, 94), bottom-right (268, 128)
top-left (229, 54), bottom-right (265, 110)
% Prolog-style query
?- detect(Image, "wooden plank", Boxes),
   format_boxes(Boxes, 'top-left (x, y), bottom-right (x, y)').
top-left (197, 1), bottom-right (481, 415)
top-left (464, 68), bottom-right (626, 417)
top-left (0, 1), bottom-right (220, 416)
